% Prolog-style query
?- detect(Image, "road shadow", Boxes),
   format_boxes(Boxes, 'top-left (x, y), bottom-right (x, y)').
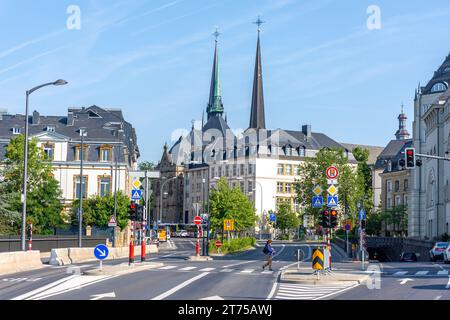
top-left (411, 285), bottom-right (447, 290)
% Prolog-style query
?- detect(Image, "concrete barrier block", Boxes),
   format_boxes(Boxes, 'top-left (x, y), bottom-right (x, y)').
top-left (49, 248), bottom-right (71, 266)
top-left (68, 247), bottom-right (97, 264)
top-left (0, 251), bottom-right (43, 275)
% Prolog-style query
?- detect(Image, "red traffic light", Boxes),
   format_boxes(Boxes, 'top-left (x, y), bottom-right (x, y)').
top-left (323, 210), bottom-right (329, 216)
top-left (130, 202), bottom-right (136, 210)
top-left (407, 150), bottom-right (413, 156)
top-left (331, 209), bottom-right (337, 216)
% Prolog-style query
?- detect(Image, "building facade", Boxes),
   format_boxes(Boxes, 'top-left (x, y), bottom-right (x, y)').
top-left (410, 53), bottom-right (450, 239)
top-left (0, 106), bottom-right (140, 210)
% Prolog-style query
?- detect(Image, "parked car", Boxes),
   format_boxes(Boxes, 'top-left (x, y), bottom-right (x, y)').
top-left (429, 242), bottom-right (449, 261)
top-left (443, 244), bottom-right (450, 264)
top-left (178, 230), bottom-right (189, 237)
top-left (400, 252), bottom-right (418, 262)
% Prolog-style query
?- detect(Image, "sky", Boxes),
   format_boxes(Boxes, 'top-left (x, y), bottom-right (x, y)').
top-left (0, 0), bottom-right (450, 163)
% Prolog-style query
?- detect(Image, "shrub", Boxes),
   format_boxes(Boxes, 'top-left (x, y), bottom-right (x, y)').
top-left (209, 237), bottom-right (256, 254)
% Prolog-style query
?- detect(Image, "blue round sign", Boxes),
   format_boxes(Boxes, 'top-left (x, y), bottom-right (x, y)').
top-left (94, 244), bottom-right (109, 260)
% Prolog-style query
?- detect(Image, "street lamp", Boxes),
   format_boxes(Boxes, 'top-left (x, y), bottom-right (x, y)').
top-left (78, 127), bottom-right (87, 248)
top-left (21, 79), bottom-right (67, 251)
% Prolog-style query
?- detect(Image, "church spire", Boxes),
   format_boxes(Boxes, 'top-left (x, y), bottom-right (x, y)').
top-left (249, 16), bottom-right (266, 130)
top-left (206, 28), bottom-right (224, 120)
top-left (395, 103), bottom-right (410, 140)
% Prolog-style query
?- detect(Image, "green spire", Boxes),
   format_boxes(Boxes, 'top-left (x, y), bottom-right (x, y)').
top-left (207, 30), bottom-right (224, 119)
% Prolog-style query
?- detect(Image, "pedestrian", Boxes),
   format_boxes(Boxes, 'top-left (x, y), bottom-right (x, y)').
top-left (262, 239), bottom-right (275, 271)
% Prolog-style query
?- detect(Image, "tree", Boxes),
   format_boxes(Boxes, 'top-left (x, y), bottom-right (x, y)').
top-left (295, 148), bottom-right (360, 226)
top-left (276, 202), bottom-right (300, 239)
top-left (70, 191), bottom-right (131, 230)
top-left (352, 147), bottom-right (374, 213)
top-left (0, 178), bottom-right (20, 235)
top-left (2, 135), bottom-right (64, 234)
top-left (209, 178), bottom-right (256, 235)
top-left (138, 161), bottom-right (156, 171)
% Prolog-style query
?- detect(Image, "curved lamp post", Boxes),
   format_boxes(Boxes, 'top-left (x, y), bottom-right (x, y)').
top-left (21, 79), bottom-right (67, 251)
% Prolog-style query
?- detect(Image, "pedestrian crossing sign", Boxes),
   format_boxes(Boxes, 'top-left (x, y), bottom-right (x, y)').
top-left (131, 189), bottom-right (142, 200)
top-left (327, 196), bottom-right (338, 207)
top-left (312, 196), bottom-right (323, 208)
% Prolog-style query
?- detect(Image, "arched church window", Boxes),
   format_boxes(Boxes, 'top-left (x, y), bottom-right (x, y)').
top-left (431, 82), bottom-right (447, 93)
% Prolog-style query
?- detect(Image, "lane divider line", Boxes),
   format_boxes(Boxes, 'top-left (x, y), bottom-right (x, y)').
top-left (151, 272), bottom-right (210, 300)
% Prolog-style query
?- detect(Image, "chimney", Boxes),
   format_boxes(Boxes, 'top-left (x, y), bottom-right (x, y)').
top-left (32, 110), bottom-right (40, 125)
top-left (302, 124), bottom-right (311, 138)
top-left (67, 111), bottom-right (74, 126)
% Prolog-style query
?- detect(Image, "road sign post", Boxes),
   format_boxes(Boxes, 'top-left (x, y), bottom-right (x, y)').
top-left (94, 244), bottom-right (109, 271)
top-left (194, 216), bottom-right (202, 257)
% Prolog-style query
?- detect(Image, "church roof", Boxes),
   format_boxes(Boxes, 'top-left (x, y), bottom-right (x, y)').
top-left (375, 139), bottom-right (413, 171)
top-left (249, 33), bottom-right (266, 130)
top-left (422, 53), bottom-right (450, 94)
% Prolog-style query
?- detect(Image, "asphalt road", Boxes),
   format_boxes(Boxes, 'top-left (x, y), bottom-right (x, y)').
top-left (2, 239), bottom-right (448, 300)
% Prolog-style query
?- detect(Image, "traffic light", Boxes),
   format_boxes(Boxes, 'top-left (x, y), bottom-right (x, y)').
top-left (330, 209), bottom-right (338, 228)
top-left (129, 201), bottom-right (137, 220)
top-left (321, 210), bottom-right (330, 228)
top-left (405, 148), bottom-right (416, 169)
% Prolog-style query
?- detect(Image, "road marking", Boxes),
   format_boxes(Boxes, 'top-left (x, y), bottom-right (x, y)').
top-left (446, 276), bottom-right (450, 289)
top-left (90, 292), bottom-right (116, 300)
top-left (266, 282), bottom-right (278, 300)
top-left (261, 270), bottom-right (274, 274)
top-left (220, 269), bottom-right (233, 272)
top-left (201, 295), bottom-right (224, 300)
top-left (438, 270), bottom-right (449, 275)
top-left (435, 295), bottom-right (442, 300)
top-left (222, 260), bottom-right (256, 268)
top-left (240, 269), bottom-right (254, 274)
top-left (274, 282), bottom-right (358, 300)
top-left (159, 266), bottom-right (177, 270)
top-left (199, 268), bottom-right (216, 272)
top-left (393, 271), bottom-right (408, 276)
top-left (151, 272), bottom-right (210, 300)
top-left (11, 275), bottom-right (78, 300)
top-left (398, 278), bottom-right (414, 285)
top-left (179, 267), bottom-right (197, 271)
top-left (161, 253), bottom-right (177, 258)
top-left (415, 271), bottom-right (429, 276)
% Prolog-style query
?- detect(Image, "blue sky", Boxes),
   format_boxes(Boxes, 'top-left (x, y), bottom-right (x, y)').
top-left (1, 0), bottom-right (450, 162)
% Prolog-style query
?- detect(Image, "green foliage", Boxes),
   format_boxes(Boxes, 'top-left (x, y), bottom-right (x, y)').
top-left (70, 191), bottom-right (131, 230)
top-left (209, 237), bottom-right (256, 254)
top-left (275, 202), bottom-right (300, 238)
top-left (1, 135), bottom-right (64, 234)
top-left (0, 178), bottom-right (20, 234)
top-left (209, 178), bottom-right (256, 233)
top-left (138, 161), bottom-right (156, 171)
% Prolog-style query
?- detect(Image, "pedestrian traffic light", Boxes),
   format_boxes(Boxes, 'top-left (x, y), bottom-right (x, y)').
top-left (322, 210), bottom-right (330, 228)
top-left (405, 148), bottom-right (416, 169)
top-left (330, 209), bottom-right (338, 228)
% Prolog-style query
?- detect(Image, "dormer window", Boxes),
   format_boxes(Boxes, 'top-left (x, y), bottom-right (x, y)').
top-left (88, 111), bottom-right (101, 118)
top-left (431, 82), bottom-right (447, 93)
top-left (46, 125), bottom-right (55, 132)
top-left (100, 145), bottom-right (113, 162)
top-left (387, 160), bottom-right (392, 172)
top-left (12, 127), bottom-right (21, 135)
top-left (444, 67), bottom-right (450, 73)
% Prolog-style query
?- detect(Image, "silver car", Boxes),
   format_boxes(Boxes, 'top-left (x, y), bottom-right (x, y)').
top-left (429, 242), bottom-right (449, 262)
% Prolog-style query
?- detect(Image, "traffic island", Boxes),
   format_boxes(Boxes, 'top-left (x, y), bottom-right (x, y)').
top-left (186, 256), bottom-right (214, 261)
top-left (280, 267), bottom-right (370, 285)
top-left (83, 262), bottom-right (164, 276)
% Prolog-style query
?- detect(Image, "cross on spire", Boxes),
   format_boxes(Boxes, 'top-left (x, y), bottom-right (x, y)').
top-left (254, 15), bottom-right (265, 32)
top-left (213, 27), bottom-right (220, 42)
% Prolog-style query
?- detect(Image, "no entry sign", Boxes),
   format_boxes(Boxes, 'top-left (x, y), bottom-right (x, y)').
top-left (194, 216), bottom-right (202, 225)
top-left (326, 166), bottom-right (339, 179)
top-left (215, 240), bottom-right (222, 248)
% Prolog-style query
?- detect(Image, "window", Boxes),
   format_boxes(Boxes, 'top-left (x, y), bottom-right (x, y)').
top-left (100, 146), bottom-right (112, 162)
top-left (98, 176), bottom-right (111, 197)
top-left (43, 143), bottom-right (54, 160)
top-left (240, 181), bottom-right (244, 191)
top-left (395, 180), bottom-right (399, 192)
top-left (46, 126), bottom-right (55, 132)
top-left (233, 165), bottom-right (237, 176)
top-left (431, 82), bottom-right (447, 93)
top-left (277, 182), bottom-right (284, 193)
top-left (225, 165), bottom-right (229, 177)
top-left (387, 180), bottom-right (392, 192)
top-left (285, 183), bottom-right (291, 193)
top-left (285, 164), bottom-right (292, 175)
top-left (74, 175), bottom-right (88, 199)
top-left (444, 67), bottom-right (450, 73)
top-left (248, 164), bottom-right (253, 175)
top-left (387, 160), bottom-right (392, 172)
top-left (387, 197), bottom-right (392, 209)
top-left (277, 164), bottom-right (284, 175)
top-left (75, 145), bottom-right (88, 161)
top-left (395, 195), bottom-right (401, 206)
top-left (299, 147), bottom-right (305, 157)
top-left (12, 127), bottom-right (21, 135)
top-left (404, 179), bottom-right (409, 191)
top-left (293, 165), bottom-right (299, 175)
top-left (218, 166), bottom-right (222, 177)
top-left (240, 164), bottom-right (245, 176)
top-left (404, 195), bottom-right (409, 207)
top-left (247, 181), bottom-right (253, 193)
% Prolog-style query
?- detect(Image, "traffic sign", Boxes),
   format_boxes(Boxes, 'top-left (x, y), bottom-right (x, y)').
top-left (215, 240), bottom-right (222, 248)
top-left (224, 219), bottom-right (234, 231)
top-left (312, 185), bottom-right (323, 196)
top-left (312, 196), bottom-right (324, 208)
top-left (131, 178), bottom-right (142, 190)
top-left (94, 244), bottom-right (109, 260)
top-left (269, 212), bottom-right (276, 222)
top-left (327, 185), bottom-right (338, 196)
top-left (358, 209), bottom-right (366, 220)
top-left (326, 166), bottom-right (339, 179)
top-left (108, 216), bottom-right (117, 227)
top-left (194, 216), bottom-right (202, 225)
top-left (327, 196), bottom-right (338, 207)
top-left (327, 179), bottom-right (338, 185)
top-left (131, 189), bottom-right (142, 200)
top-left (312, 248), bottom-right (324, 270)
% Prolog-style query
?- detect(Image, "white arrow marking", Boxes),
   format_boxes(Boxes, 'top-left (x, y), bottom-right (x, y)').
top-left (446, 276), bottom-right (450, 289)
top-left (90, 292), bottom-right (116, 300)
top-left (201, 296), bottom-right (224, 300)
top-left (398, 278), bottom-right (414, 285)
top-left (96, 248), bottom-right (107, 257)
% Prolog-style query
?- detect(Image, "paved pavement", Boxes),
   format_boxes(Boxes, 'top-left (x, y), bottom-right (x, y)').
top-left (2, 239), bottom-right (449, 300)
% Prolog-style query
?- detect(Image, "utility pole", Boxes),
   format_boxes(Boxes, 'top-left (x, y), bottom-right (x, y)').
top-left (78, 128), bottom-right (86, 248)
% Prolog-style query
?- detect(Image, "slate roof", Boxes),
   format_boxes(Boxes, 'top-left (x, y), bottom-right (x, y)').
top-left (422, 53), bottom-right (450, 94)
top-left (375, 139), bottom-right (413, 172)
top-left (340, 143), bottom-right (384, 165)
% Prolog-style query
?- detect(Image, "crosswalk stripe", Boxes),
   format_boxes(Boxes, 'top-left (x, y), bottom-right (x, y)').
top-left (220, 269), bottom-right (233, 272)
top-left (393, 271), bottom-right (408, 276)
top-left (199, 268), bottom-right (216, 272)
top-left (438, 270), bottom-right (449, 275)
top-left (179, 267), bottom-right (197, 271)
top-left (275, 283), bottom-right (357, 300)
top-left (159, 266), bottom-right (177, 270)
top-left (261, 270), bottom-right (274, 274)
top-left (240, 269), bottom-right (254, 273)
top-left (415, 271), bottom-right (429, 275)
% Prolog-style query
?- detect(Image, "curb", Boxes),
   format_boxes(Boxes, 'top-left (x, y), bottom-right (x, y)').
top-left (83, 262), bottom-right (164, 276)
top-left (186, 256), bottom-right (214, 261)
top-left (280, 269), bottom-right (369, 285)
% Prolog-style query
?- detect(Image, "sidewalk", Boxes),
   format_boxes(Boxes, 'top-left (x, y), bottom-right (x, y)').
top-left (83, 261), bottom-right (163, 276)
